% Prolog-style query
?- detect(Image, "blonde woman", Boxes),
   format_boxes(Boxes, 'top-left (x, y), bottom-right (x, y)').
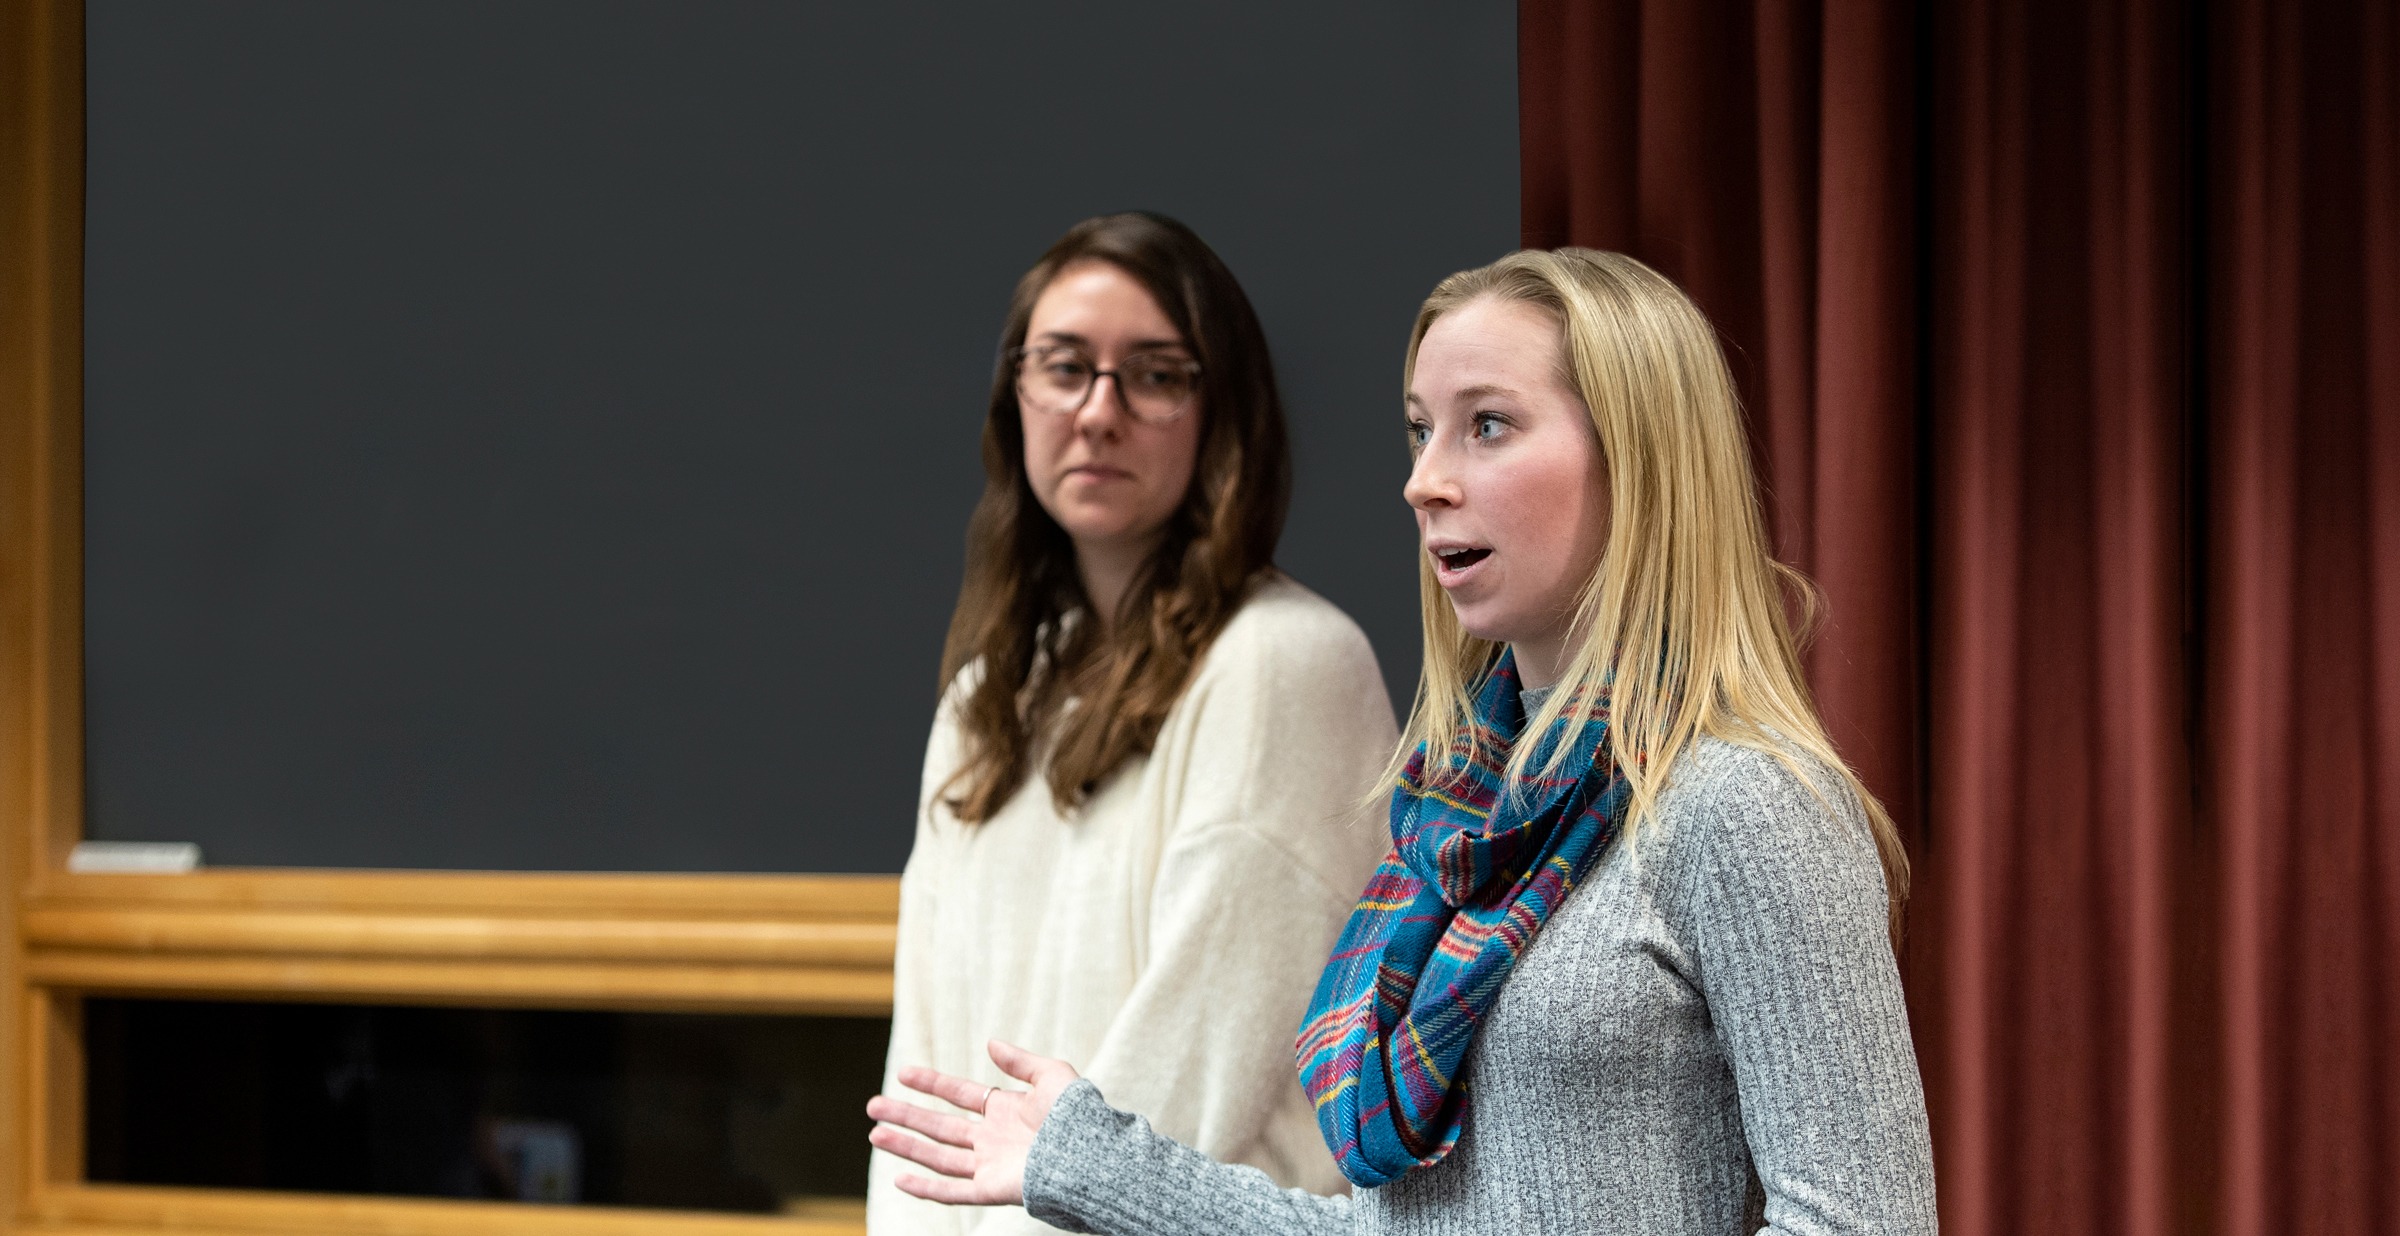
top-left (868, 249), bottom-right (1938, 1235)
top-left (866, 213), bottom-right (1398, 1235)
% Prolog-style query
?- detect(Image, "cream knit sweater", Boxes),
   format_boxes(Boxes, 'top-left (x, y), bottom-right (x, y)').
top-left (867, 575), bottom-right (1401, 1236)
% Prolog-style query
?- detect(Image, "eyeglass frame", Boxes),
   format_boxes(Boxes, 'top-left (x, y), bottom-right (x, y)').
top-left (1006, 343), bottom-right (1204, 425)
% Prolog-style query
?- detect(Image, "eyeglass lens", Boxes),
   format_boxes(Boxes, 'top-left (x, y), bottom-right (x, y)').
top-left (1017, 347), bottom-right (1197, 422)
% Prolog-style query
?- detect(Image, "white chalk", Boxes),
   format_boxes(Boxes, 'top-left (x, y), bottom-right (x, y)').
top-left (67, 840), bottom-right (201, 873)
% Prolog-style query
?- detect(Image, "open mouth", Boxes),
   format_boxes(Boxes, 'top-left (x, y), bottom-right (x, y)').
top-left (1434, 546), bottom-right (1492, 571)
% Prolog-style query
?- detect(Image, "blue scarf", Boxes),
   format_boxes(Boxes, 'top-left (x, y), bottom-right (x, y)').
top-left (1295, 650), bottom-right (1631, 1186)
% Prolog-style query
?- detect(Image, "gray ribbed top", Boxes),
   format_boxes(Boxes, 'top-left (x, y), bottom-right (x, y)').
top-left (1020, 735), bottom-right (1938, 1236)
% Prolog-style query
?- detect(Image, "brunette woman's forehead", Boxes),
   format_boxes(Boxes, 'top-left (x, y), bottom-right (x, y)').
top-left (1027, 328), bottom-right (1191, 352)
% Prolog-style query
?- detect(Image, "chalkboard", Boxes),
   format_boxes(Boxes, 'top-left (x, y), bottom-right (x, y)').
top-left (81, 0), bottom-right (1518, 872)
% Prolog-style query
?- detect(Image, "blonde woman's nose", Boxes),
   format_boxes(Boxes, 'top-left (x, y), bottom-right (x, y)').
top-left (1404, 444), bottom-right (1462, 510)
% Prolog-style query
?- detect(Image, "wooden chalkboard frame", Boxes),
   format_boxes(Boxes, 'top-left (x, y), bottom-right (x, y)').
top-left (3, 5), bottom-right (897, 1232)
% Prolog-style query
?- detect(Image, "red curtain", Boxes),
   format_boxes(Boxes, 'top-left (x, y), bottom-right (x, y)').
top-left (1519, 2), bottom-right (2399, 1233)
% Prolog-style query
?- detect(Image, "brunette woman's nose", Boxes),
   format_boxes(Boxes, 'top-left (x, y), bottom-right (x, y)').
top-left (1072, 372), bottom-right (1132, 439)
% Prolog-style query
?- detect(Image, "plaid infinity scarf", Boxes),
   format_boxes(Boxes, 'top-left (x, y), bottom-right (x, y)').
top-left (1296, 649), bottom-right (1631, 1187)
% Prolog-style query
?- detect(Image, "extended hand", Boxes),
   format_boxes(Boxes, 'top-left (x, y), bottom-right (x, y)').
top-left (867, 1039), bottom-right (1081, 1206)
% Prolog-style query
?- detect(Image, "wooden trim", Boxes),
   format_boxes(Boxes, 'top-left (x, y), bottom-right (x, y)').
top-left (0, 0), bottom-right (85, 885)
top-left (27, 951), bottom-right (892, 1015)
top-left (16, 872), bottom-right (899, 1236)
top-left (6, 0), bottom-right (86, 1228)
top-left (21, 1185), bottom-right (864, 1236)
top-left (24, 869), bottom-right (900, 919)
top-left (28, 992), bottom-right (80, 1189)
top-left (23, 905), bottom-right (893, 965)
top-left (3, 8), bottom-right (899, 1233)
top-left (19, 869), bottom-right (897, 1012)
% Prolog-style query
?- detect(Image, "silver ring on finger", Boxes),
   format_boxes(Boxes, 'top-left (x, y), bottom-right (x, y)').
top-left (982, 1083), bottom-right (1000, 1114)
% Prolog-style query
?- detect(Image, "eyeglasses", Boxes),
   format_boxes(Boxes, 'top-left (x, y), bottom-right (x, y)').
top-left (1010, 344), bottom-right (1202, 425)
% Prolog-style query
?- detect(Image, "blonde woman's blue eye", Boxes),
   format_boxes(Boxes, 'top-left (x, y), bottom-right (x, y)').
top-left (1473, 413), bottom-right (1505, 438)
top-left (1405, 422), bottom-right (1430, 448)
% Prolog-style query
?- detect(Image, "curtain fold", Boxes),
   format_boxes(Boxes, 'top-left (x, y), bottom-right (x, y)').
top-left (1519, 1), bottom-right (2396, 1232)
top-left (2207, 2), bottom-right (2400, 1230)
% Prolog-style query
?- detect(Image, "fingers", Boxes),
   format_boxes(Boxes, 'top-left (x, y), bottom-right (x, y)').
top-left (894, 1169), bottom-right (999, 1206)
top-left (868, 1065), bottom-right (1034, 1211)
top-left (865, 1095), bottom-right (975, 1149)
top-left (897, 1063), bottom-right (1003, 1113)
top-left (869, 1124), bottom-right (977, 1180)
top-left (988, 1038), bottom-right (1072, 1086)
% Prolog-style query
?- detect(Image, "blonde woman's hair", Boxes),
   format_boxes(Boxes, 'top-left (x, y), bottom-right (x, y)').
top-left (1394, 248), bottom-right (1909, 943)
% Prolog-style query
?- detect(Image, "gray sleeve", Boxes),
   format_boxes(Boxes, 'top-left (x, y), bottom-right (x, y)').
top-left (1023, 1079), bottom-right (1355, 1236)
top-left (1673, 750), bottom-right (1939, 1235)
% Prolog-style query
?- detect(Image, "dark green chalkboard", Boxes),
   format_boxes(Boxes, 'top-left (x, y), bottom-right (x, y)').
top-left (81, 0), bottom-right (1517, 872)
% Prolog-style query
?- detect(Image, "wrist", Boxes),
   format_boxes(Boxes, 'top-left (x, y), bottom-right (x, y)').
top-left (1022, 1078), bottom-right (1107, 1223)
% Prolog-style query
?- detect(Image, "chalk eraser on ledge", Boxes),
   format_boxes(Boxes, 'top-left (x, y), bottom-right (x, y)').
top-left (67, 840), bottom-right (202, 873)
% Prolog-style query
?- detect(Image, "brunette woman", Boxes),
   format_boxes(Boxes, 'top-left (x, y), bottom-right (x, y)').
top-left (868, 249), bottom-right (1938, 1234)
top-left (866, 213), bottom-right (1398, 1235)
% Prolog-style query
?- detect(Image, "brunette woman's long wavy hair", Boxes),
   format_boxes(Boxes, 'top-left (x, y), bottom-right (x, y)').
top-left (938, 212), bottom-right (1291, 822)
